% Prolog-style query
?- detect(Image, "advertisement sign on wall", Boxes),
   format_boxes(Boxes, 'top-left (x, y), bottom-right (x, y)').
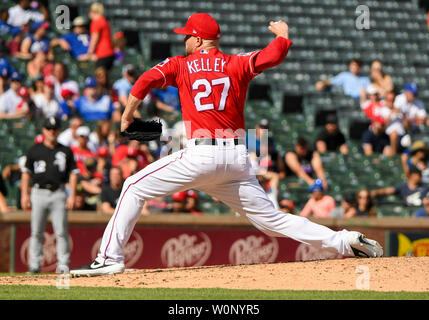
top-left (14, 225), bottom-right (343, 272)
top-left (388, 232), bottom-right (429, 257)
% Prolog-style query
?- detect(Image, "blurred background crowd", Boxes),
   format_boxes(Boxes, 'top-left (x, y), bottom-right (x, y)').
top-left (0, 0), bottom-right (428, 219)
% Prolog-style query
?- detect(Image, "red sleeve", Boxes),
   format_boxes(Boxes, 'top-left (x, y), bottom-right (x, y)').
top-left (130, 57), bottom-right (179, 100)
top-left (252, 37), bottom-right (292, 73)
top-left (90, 18), bottom-right (103, 34)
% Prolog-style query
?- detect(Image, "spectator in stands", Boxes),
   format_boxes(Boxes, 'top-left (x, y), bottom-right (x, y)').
top-left (57, 116), bottom-right (85, 148)
top-left (100, 166), bottom-right (123, 215)
top-left (0, 47), bottom-right (16, 76)
top-left (95, 146), bottom-right (111, 182)
top-left (112, 140), bottom-right (151, 178)
top-left (52, 62), bottom-right (79, 103)
top-left (185, 190), bottom-right (203, 215)
top-left (369, 59), bottom-right (393, 98)
top-left (284, 137), bottom-right (328, 189)
top-left (74, 76), bottom-right (115, 122)
top-left (401, 140), bottom-right (429, 184)
top-left (87, 2), bottom-right (115, 70)
top-left (0, 9), bottom-right (24, 37)
top-left (299, 179), bottom-right (336, 218)
top-left (0, 72), bottom-right (29, 119)
top-left (29, 74), bottom-right (43, 96)
top-left (361, 119), bottom-right (392, 157)
top-left (414, 190), bottom-right (429, 218)
top-left (370, 166), bottom-right (429, 208)
top-left (314, 114), bottom-right (348, 155)
top-left (76, 157), bottom-right (102, 211)
top-left (360, 85), bottom-right (383, 120)
top-left (113, 64), bottom-right (138, 109)
top-left (74, 190), bottom-right (94, 211)
top-left (153, 85), bottom-right (181, 113)
top-left (394, 83), bottom-right (427, 130)
top-left (119, 146), bottom-right (140, 179)
top-left (89, 119), bottom-right (112, 152)
top-left (330, 192), bottom-right (357, 218)
top-left (381, 91), bottom-right (406, 155)
top-left (50, 16), bottom-right (91, 61)
top-left (7, 0), bottom-right (48, 28)
top-left (16, 21), bottom-right (51, 60)
top-left (171, 191), bottom-right (187, 213)
top-left (70, 126), bottom-right (97, 176)
top-left (94, 66), bottom-right (120, 116)
top-left (278, 199), bottom-right (295, 214)
top-left (26, 51), bottom-right (53, 80)
top-left (6, 28), bottom-right (25, 56)
top-left (353, 189), bottom-right (376, 217)
top-left (315, 59), bottom-right (370, 99)
top-left (361, 87), bottom-right (403, 155)
top-left (57, 87), bottom-right (77, 120)
top-left (113, 31), bottom-right (126, 63)
top-left (364, 89), bottom-right (407, 151)
top-left (2, 155), bottom-right (27, 209)
top-left (32, 76), bottom-right (60, 118)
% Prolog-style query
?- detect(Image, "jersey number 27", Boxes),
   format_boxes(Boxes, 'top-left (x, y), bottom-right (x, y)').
top-left (192, 77), bottom-right (230, 112)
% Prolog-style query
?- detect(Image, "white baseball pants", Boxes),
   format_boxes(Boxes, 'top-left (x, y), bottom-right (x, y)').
top-left (96, 139), bottom-right (354, 265)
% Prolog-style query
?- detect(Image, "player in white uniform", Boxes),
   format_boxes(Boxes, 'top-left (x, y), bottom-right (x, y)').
top-left (71, 15), bottom-right (382, 277)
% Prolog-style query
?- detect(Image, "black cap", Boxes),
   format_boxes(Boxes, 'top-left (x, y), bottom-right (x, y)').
top-left (409, 166), bottom-right (422, 175)
top-left (326, 114), bottom-right (338, 124)
top-left (43, 117), bottom-right (61, 130)
top-left (342, 192), bottom-right (356, 205)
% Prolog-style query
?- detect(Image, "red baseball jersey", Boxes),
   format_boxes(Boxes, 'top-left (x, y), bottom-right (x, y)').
top-left (131, 37), bottom-right (292, 139)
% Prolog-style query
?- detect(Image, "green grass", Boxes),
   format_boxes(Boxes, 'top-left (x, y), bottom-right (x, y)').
top-left (1, 285), bottom-right (429, 300)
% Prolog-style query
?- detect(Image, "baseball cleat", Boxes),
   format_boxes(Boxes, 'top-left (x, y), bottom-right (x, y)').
top-left (70, 260), bottom-right (125, 277)
top-left (26, 268), bottom-right (40, 275)
top-left (347, 231), bottom-right (383, 258)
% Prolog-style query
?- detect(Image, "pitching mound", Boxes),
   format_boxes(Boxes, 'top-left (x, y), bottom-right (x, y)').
top-left (2, 257), bottom-right (429, 292)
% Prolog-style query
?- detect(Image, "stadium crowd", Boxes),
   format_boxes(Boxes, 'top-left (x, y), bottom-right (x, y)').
top-left (0, 1), bottom-right (428, 218)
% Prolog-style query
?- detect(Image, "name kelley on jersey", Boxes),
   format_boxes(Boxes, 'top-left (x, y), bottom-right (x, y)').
top-left (187, 58), bottom-right (226, 74)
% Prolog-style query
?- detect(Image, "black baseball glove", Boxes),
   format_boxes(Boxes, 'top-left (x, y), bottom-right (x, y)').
top-left (120, 118), bottom-right (163, 142)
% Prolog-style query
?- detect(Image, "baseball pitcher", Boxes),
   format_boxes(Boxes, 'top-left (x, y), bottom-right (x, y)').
top-left (72, 14), bottom-right (382, 276)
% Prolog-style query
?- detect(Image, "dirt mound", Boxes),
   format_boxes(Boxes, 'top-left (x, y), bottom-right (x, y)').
top-left (2, 257), bottom-right (429, 292)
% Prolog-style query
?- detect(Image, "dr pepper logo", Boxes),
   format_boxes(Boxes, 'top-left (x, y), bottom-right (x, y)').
top-left (91, 231), bottom-right (144, 268)
top-left (229, 235), bottom-right (279, 265)
top-left (20, 232), bottom-right (73, 272)
top-left (161, 233), bottom-right (212, 267)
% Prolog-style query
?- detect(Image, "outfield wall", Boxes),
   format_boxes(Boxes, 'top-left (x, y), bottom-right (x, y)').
top-left (1, 212), bottom-right (429, 273)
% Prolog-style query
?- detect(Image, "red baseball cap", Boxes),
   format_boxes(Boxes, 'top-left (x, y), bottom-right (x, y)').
top-left (172, 191), bottom-right (187, 201)
top-left (127, 147), bottom-right (138, 158)
top-left (44, 77), bottom-right (55, 87)
top-left (174, 13), bottom-right (221, 40)
top-left (17, 86), bottom-right (29, 98)
top-left (61, 88), bottom-right (74, 99)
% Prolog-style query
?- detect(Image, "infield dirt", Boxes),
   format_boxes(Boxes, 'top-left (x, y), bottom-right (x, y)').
top-left (1, 257), bottom-right (428, 292)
